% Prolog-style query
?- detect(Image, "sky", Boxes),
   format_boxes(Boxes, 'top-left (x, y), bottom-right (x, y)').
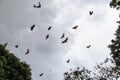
top-left (0, 0), bottom-right (120, 80)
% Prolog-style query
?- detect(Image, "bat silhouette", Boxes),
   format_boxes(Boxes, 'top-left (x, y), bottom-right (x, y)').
top-left (72, 25), bottom-right (78, 29)
top-left (33, 2), bottom-right (41, 8)
top-left (39, 73), bottom-right (43, 77)
top-left (45, 34), bottom-right (49, 39)
top-left (89, 11), bottom-right (93, 15)
top-left (37, 2), bottom-right (41, 8)
top-left (4, 43), bottom-right (8, 48)
top-left (77, 67), bottom-right (79, 69)
top-left (86, 45), bottom-right (91, 48)
top-left (66, 59), bottom-right (70, 63)
top-left (61, 37), bottom-right (68, 43)
top-left (15, 45), bottom-right (18, 48)
top-left (48, 26), bottom-right (52, 30)
top-left (31, 24), bottom-right (35, 31)
top-left (60, 33), bottom-right (65, 39)
top-left (25, 49), bottom-right (29, 55)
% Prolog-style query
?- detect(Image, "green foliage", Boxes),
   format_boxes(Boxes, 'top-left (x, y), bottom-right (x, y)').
top-left (108, 0), bottom-right (120, 78)
top-left (108, 25), bottom-right (120, 79)
top-left (110, 0), bottom-right (120, 9)
top-left (108, 0), bottom-right (120, 79)
top-left (0, 44), bottom-right (32, 80)
top-left (108, 25), bottom-right (120, 68)
top-left (93, 58), bottom-right (120, 80)
top-left (63, 58), bottom-right (119, 80)
top-left (64, 67), bottom-right (92, 80)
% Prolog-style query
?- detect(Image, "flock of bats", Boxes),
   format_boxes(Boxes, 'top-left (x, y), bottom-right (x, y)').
top-left (31, 24), bottom-right (78, 43)
top-left (32, 1), bottom-right (120, 78)
top-left (2, 1), bottom-right (96, 78)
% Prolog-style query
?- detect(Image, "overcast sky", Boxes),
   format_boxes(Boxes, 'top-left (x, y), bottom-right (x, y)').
top-left (0, 0), bottom-right (120, 80)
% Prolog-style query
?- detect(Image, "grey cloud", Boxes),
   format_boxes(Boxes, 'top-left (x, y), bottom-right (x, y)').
top-left (0, 0), bottom-right (117, 80)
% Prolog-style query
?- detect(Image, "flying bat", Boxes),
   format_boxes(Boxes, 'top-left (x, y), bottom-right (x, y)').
top-left (37, 2), bottom-right (41, 8)
top-left (3, 43), bottom-right (8, 48)
top-left (45, 34), bottom-right (49, 39)
top-left (31, 24), bottom-right (35, 31)
top-left (66, 59), bottom-right (70, 63)
top-left (72, 25), bottom-right (78, 29)
top-left (48, 26), bottom-right (52, 30)
top-left (39, 73), bottom-right (43, 77)
top-left (60, 33), bottom-right (65, 39)
top-left (25, 49), bottom-right (29, 55)
top-left (89, 11), bottom-right (93, 15)
top-left (86, 45), bottom-right (91, 48)
top-left (61, 37), bottom-right (68, 43)
top-left (77, 67), bottom-right (79, 70)
top-left (15, 44), bottom-right (18, 48)
top-left (33, 2), bottom-right (41, 8)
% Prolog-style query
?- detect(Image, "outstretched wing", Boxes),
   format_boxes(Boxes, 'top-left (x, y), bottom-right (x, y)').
top-left (25, 49), bottom-right (29, 55)
top-left (48, 26), bottom-right (52, 30)
top-left (45, 34), bottom-right (49, 39)
top-left (31, 24), bottom-right (35, 31)
top-left (72, 25), bottom-right (78, 29)
top-left (39, 73), bottom-right (43, 77)
top-left (61, 37), bottom-right (68, 43)
top-left (60, 33), bottom-right (65, 39)
top-left (89, 11), bottom-right (93, 15)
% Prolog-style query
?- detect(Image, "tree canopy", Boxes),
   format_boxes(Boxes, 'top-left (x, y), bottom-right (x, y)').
top-left (108, 0), bottom-right (120, 75)
top-left (0, 44), bottom-right (32, 80)
top-left (110, 0), bottom-right (120, 9)
top-left (63, 58), bottom-right (119, 80)
top-left (108, 25), bottom-right (120, 68)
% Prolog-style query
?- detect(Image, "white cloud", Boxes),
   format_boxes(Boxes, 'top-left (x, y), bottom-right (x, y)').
top-left (0, 0), bottom-right (119, 80)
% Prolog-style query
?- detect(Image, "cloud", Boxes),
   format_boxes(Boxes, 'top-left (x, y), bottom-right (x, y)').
top-left (0, 0), bottom-right (119, 80)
